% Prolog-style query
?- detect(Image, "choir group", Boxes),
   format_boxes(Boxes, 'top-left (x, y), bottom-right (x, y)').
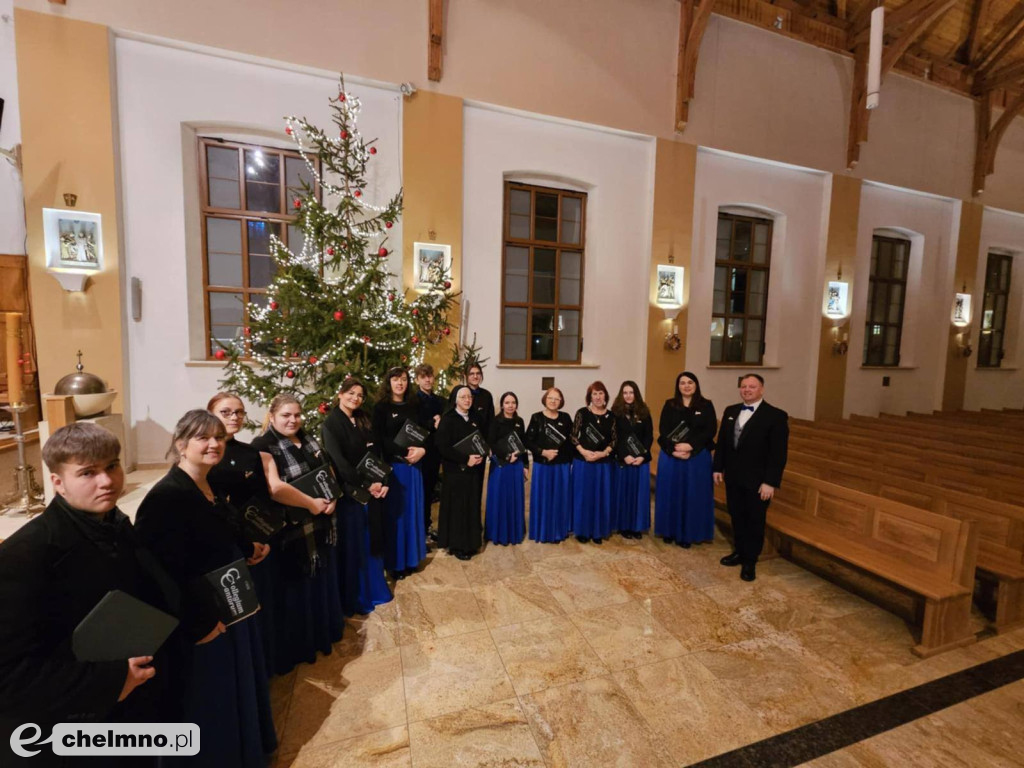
top-left (0, 364), bottom-right (726, 767)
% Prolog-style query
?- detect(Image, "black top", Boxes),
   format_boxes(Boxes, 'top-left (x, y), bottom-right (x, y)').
top-left (207, 437), bottom-right (270, 507)
top-left (321, 405), bottom-right (387, 488)
top-left (571, 407), bottom-right (618, 463)
top-left (614, 412), bottom-right (654, 464)
top-left (415, 388), bottom-right (446, 451)
top-left (135, 466), bottom-right (251, 643)
top-left (0, 496), bottom-right (176, 737)
top-left (435, 410), bottom-right (485, 473)
top-left (373, 399), bottom-right (422, 464)
top-left (448, 386), bottom-right (494, 437)
top-left (488, 414), bottom-right (530, 469)
top-left (657, 398), bottom-right (718, 456)
top-left (524, 411), bottom-right (576, 465)
top-left (713, 401), bottom-right (789, 490)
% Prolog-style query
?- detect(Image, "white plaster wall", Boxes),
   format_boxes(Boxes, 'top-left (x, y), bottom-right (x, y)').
top-left (687, 149), bottom-right (829, 419)
top-left (115, 37), bottom-right (402, 463)
top-left (844, 183), bottom-right (959, 417)
top-left (0, 2), bottom-right (25, 255)
top-left (461, 104), bottom-right (655, 415)
top-left (963, 207), bottom-right (1024, 411)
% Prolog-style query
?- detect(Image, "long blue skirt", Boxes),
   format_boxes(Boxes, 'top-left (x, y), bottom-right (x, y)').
top-left (260, 539), bottom-right (345, 676)
top-left (571, 459), bottom-right (614, 539)
top-left (529, 463), bottom-right (572, 543)
top-left (654, 449), bottom-right (715, 543)
top-left (338, 498), bottom-right (393, 616)
top-left (384, 462), bottom-right (426, 572)
top-left (176, 614), bottom-right (276, 767)
top-left (614, 462), bottom-right (652, 533)
top-left (485, 460), bottom-right (526, 545)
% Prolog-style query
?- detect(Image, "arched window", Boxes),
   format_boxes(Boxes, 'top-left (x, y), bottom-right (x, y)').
top-left (863, 233), bottom-right (910, 366)
top-left (710, 210), bottom-right (772, 365)
top-left (979, 251), bottom-right (1014, 368)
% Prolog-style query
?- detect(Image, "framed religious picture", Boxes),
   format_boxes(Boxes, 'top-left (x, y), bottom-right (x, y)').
top-left (825, 280), bottom-right (849, 318)
top-left (655, 264), bottom-right (684, 306)
top-left (414, 242), bottom-right (451, 290)
top-left (42, 209), bottom-right (104, 291)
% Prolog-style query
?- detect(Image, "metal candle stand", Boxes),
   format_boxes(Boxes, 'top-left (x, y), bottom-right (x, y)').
top-left (2, 403), bottom-right (45, 516)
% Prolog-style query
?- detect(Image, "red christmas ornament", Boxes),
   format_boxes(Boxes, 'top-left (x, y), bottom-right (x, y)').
top-left (318, 402), bottom-right (329, 415)
top-left (291, 352), bottom-right (299, 358)
top-left (243, 327), bottom-right (251, 336)
top-left (308, 356), bottom-right (318, 364)
top-left (285, 369), bottom-right (295, 379)
top-left (270, 301), bottom-right (279, 310)
top-left (275, 337), bottom-right (283, 343)
top-left (353, 189), bottom-right (362, 198)
top-left (412, 308), bottom-right (419, 316)
top-left (388, 293), bottom-right (395, 302)
top-left (412, 336), bottom-right (419, 344)
top-left (293, 198), bottom-right (302, 209)
top-left (339, 93), bottom-right (346, 102)
top-left (443, 280), bottom-right (452, 289)
top-left (333, 310), bottom-right (344, 321)
top-left (361, 335), bottom-right (370, 344)
top-left (443, 327), bottom-right (451, 336)
top-left (326, 246), bottom-right (335, 256)
top-left (385, 221), bottom-right (393, 229)
top-left (214, 349), bottom-right (226, 360)
top-left (340, 130), bottom-right (348, 140)
top-left (401, 355), bottom-right (407, 362)
top-left (369, 147), bottom-right (377, 155)
top-left (359, 294), bottom-right (366, 302)
top-left (378, 247), bottom-right (388, 257)
top-left (285, 126), bottom-right (293, 135)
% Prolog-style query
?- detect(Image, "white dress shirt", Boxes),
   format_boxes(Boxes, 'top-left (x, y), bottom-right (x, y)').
top-left (736, 399), bottom-right (763, 433)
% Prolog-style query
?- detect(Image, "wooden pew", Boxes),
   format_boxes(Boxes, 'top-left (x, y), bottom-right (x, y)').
top-left (787, 449), bottom-right (1024, 633)
top-left (858, 414), bottom-right (1024, 456)
top-left (769, 473), bottom-right (978, 658)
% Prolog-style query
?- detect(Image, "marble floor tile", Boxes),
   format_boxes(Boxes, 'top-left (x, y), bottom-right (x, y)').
top-left (400, 550), bottom-right (473, 590)
top-left (536, 563), bottom-right (633, 614)
top-left (472, 573), bottom-right (564, 628)
top-left (568, 600), bottom-right (686, 670)
top-left (333, 602), bottom-right (400, 658)
top-left (275, 725), bottom-right (411, 768)
top-left (518, 536), bottom-right (586, 565)
top-left (520, 676), bottom-right (676, 768)
top-left (693, 633), bottom-right (858, 731)
top-left (459, 542), bottom-right (535, 585)
top-left (394, 582), bottom-right (487, 645)
top-left (653, 545), bottom-right (744, 588)
top-left (402, 630), bottom-right (516, 722)
top-left (612, 656), bottom-right (775, 764)
top-left (406, 698), bottom-right (545, 768)
top-left (278, 647), bottom-right (406, 755)
top-left (822, 607), bottom-right (919, 667)
top-left (648, 588), bottom-right (764, 652)
top-left (491, 615), bottom-right (608, 695)
top-left (602, 552), bottom-right (692, 599)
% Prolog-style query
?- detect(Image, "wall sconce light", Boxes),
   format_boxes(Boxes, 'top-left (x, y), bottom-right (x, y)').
top-left (664, 324), bottom-right (682, 352)
top-left (954, 331), bottom-right (972, 358)
top-left (831, 325), bottom-right (849, 356)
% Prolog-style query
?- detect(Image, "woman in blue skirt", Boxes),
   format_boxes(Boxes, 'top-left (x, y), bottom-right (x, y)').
top-left (654, 371), bottom-right (718, 547)
top-left (571, 382), bottom-right (618, 544)
top-left (524, 388), bottom-right (575, 543)
top-left (486, 392), bottom-right (528, 545)
top-left (251, 394), bottom-right (345, 673)
top-left (373, 366), bottom-right (427, 579)
top-left (611, 381), bottom-right (654, 539)
top-left (135, 410), bottom-right (276, 767)
top-left (322, 377), bottom-right (393, 615)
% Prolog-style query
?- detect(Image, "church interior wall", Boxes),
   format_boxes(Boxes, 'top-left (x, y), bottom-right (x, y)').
top-left (0, 2), bottom-right (24, 255)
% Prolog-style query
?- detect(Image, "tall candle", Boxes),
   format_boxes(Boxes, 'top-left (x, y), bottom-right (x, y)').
top-left (5, 312), bottom-right (22, 406)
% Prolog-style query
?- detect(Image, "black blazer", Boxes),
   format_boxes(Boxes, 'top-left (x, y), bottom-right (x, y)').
top-left (614, 412), bottom-right (654, 464)
top-left (435, 410), bottom-right (484, 473)
top-left (657, 399), bottom-right (718, 456)
top-left (135, 466), bottom-right (251, 643)
top-left (415, 388), bottom-right (446, 451)
top-left (372, 399), bottom-right (421, 464)
top-left (524, 411), bottom-right (575, 465)
top-left (712, 401), bottom-right (789, 490)
top-left (488, 414), bottom-right (530, 469)
top-left (0, 496), bottom-right (176, 763)
top-left (321, 406), bottom-right (387, 489)
top-left (448, 386), bottom-right (494, 437)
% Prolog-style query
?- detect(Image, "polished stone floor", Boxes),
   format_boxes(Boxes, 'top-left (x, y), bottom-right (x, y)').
top-left (262, 526), bottom-right (1024, 767)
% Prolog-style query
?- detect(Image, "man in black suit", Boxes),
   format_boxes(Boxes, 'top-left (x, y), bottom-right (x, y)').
top-left (0, 424), bottom-right (174, 766)
top-left (712, 373), bottom-right (789, 582)
top-left (414, 363), bottom-right (446, 539)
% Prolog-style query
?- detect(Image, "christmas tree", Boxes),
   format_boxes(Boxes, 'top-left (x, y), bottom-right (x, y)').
top-left (218, 77), bottom-right (482, 431)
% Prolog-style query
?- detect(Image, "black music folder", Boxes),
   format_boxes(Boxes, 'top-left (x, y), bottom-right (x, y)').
top-left (238, 495), bottom-right (287, 540)
top-left (73, 590), bottom-right (179, 662)
top-left (289, 463), bottom-right (342, 500)
top-left (453, 430), bottom-right (489, 458)
top-left (495, 430), bottom-right (527, 465)
top-left (542, 422), bottom-right (567, 448)
top-left (665, 421), bottom-right (691, 444)
top-left (393, 419), bottom-right (430, 450)
top-left (204, 559), bottom-right (260, 625)
top-left (580, 422), bottom-right (607, 451)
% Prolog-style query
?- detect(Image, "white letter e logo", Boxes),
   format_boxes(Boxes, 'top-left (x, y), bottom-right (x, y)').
top-left (10, 723), bottom-right (51, 757)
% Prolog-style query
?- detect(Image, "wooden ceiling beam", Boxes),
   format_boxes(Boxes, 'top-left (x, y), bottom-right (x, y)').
top-left (850, 0), bottom-right (947, 46)
top-left (973, 86), bottom-right (1024, 195)
top-left (846, 0), bottom-right (956, 169)
top-left (428, 0), bottom-right (444, 82)
top-left (974, 4), bottom-right (1024, 72)
top-left (960, 0), bottom-right (991, 65)
top-left (979, 60), bottom-right (1024, 93)
top-left (675, 0), bottom-right (716, 132)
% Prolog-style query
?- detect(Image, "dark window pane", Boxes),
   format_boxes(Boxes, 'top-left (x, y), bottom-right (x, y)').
top-left (725, 318), bottom-right (744, 363)
top-left (531, 309), bottom-right (555, 360)
top-left (285, 156), bottom-right (313, 198)
top-left (206, 218), bottom-right (242, 286)
top-left (732, 220), bottom-right (751, 261)
top-left (560, 251), bottom-right (582, 305)
top-left (535, 194), bottom-right (558, 218)
top-left (561, 197), bottom-right (582, 244)
top-left (753, 224), bottom-right (770, 264)
top-left (533, 249), bottom-right (556, 303)
top-left (245, 149), bottom-right (280, 185)
top-left (875, 242), bottom-right (891, 277)
top-left (729, 268), bottom-right (748, 314)
top-left (246, 181), bottom-right (281, 213)
top-left (535, 217), bottom-right (557, 242)
top-left (748, 270), bottom-right (767, 316)
top-left (505, 246), bottom-right (529, 303)
top-left (713, 267), bottom-right (727, 314)
top-left (886, 284), bottom-right (903, 324)
top-left (709, 318), bottom-right (725, 363)
top-left (504, 307), bottom-right (528, 360)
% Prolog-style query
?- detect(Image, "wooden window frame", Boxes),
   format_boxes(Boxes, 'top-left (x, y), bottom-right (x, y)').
top-left (978, 252), bottom-right (1013, 369)
top-left (500, 181), bottom-right (587, 364)
top-left (198, 137), bottom-right (320, 359)
top-left (863, 234), bottom-right (910, 367)
top-left (710, 212), bottom-right (773, 366)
